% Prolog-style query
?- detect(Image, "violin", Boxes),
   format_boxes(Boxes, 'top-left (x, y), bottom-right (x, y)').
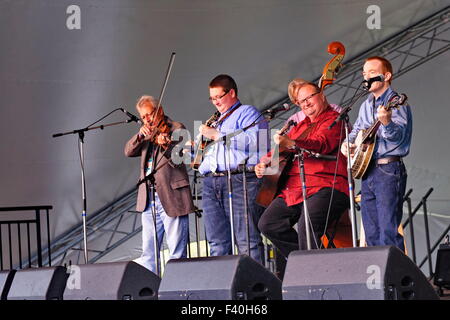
top-left (144, 106), bottom-right (172, 147)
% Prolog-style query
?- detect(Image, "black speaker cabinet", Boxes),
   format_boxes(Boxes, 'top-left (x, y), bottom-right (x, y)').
top-left (63, 261), bottom-right (160, 300)
top-left (6, 266), bottom-right (68, 300)
top-left (0, 270), bottom-right (16, 300)
top-left (282, 246), bottom-right (439, 300)
top-left (434, 243), bottom-right (450, 289)
top-left (158, 255), bottom-right (282, 300)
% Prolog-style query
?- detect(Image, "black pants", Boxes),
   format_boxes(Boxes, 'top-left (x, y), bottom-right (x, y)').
top-left (258, 188), bottom-right (349, 259)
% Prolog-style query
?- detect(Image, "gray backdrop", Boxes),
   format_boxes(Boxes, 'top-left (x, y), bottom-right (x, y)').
top-left (1, 0), bottom-right (449, 272)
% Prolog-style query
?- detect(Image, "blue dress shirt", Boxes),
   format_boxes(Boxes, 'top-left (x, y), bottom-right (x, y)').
top-left (198, 101), bottom-right (269, 174)
top-left (349, 87), bottom-right (412, 159)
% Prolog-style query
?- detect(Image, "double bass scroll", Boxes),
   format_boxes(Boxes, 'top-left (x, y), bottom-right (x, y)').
top-left (318, 41), bottom-right (345, 91)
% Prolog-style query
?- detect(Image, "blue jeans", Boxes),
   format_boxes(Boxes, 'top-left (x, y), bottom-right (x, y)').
top-left (134, 193), bottom-right (189, 274)
top-left (202, 173), bottom-right (264, 264)
top-left (361, 161), bottom-right (407, 251)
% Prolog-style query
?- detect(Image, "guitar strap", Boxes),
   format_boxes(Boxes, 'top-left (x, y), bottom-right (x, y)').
top-left (297, 122), bottom-right (317, 140)
top-left (199, 102), bottom-right (243, 170)
top-left (372, 97), bottom-right (377, 123)
top-left (214, 102), bottom-right (242, 128)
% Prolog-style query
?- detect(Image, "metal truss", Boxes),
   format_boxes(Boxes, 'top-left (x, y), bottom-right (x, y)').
top-left (265, 5), bottom-right (450, 129)
top-left (34, 6), bottom-right (450, 268)
top-left (32, 173), bottom-right (208, 267)
top-left (32, 188), bottom-right (140, 266)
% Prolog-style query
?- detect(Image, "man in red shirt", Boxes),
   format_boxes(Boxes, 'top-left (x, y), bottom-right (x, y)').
top-left (255, 81), bottom-right (350, 276)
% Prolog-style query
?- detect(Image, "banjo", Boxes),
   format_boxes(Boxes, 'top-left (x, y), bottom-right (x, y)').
top-left (350, 93), bottom-right (408, 179)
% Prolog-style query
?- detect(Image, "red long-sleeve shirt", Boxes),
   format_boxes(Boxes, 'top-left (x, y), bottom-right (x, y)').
top-left (270, 107), bottom-right (349, 206)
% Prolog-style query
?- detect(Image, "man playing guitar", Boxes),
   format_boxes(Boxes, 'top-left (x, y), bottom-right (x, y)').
top-left (341, 56), bottom-right (412, 252)
top-left (255, 81), bottom-right (350, 279)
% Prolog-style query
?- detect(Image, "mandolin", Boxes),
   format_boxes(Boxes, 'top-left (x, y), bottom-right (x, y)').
top-left (190, 111), bottom-right (221, 170)
top-left (350, 93), bottom-right (408, 179)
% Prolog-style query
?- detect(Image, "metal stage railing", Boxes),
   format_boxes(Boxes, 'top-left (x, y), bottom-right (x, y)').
top-left (0, 206), bottom-right (52, 270)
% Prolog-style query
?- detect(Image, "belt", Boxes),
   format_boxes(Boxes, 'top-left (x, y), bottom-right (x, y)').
top-left (203, 166), bottom-right (256, 177)
top-left (376, 156), bottom-right (402, 165)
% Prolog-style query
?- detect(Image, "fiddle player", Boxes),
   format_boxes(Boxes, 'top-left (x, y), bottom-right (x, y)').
top-left (125, 95), bottom-right (195, 274)
top-left (197, 74), bottom-right (269, 264)
top-left (340, 56), bottom-right (412, 251)
top-left (255, 81), bottom-right (350, 278)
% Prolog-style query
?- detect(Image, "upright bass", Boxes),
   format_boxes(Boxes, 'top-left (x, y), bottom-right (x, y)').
top-left (255, 41), bottom-right (345, 207)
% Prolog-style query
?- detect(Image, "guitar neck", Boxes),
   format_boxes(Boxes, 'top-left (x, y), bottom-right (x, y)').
top-left (361, 93), bottom-right (407, 143)
top-left (362, 120), bottom-right (382, 143)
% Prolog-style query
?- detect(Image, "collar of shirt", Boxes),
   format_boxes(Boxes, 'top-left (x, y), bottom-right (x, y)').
top-left (371, 87), bottom-right (394, 107)
top-left (297, 105), bottom-right (333, 126)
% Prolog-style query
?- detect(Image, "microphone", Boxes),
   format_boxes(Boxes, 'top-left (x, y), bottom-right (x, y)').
top-left (362, 75), bottom-right (385, 90)
top-left (290, 145), bottom-right (337, 161)
top-left (264, 103), bottom-right (291, 115)
top-left (120, 108), bottom-right (141, 124)
top-left (309, 152), bottom-right (337, 161)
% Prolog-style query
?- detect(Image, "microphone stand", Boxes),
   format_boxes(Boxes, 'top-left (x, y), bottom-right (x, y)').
top-left (212, 113), bottom-right (270, 256)
top-left (221, 134), bottom-right (237, 255)
top-left (293, 148), bottom-right (312, 250)
top-left (291, 146), bottom-right (337, 250)
top-left (192, 170), bottom-right (202, 257)
top-left (343, 114), bottom-right (359, 247)
top-left (136, 147), bottom-right (176, 277)
top-left (52, 115), bottom-right (138, 264)
top-left (328, 87), bottom-right (369, 247)
top-left (144, 171), bottom-right (161, 277)
top-left (206, 107), bottom-right (284, 256)
top-left (241, 159), bottom-right (251, 257)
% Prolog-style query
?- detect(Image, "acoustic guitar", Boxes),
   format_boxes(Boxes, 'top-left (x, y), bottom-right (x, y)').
top-left (255, 41), bottom-right (345, 207)
top-left (350, 93), bottom-right (408, 179)
top-left (255, 120), bottom-right (297, 207)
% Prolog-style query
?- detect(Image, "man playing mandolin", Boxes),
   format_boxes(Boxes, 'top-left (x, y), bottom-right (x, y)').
top-left (255, 81), bottom-right (350, 278)
top-left (197, 74), bottom-right (269, 264)
top-left (341, 56), bottom-right (412, 252)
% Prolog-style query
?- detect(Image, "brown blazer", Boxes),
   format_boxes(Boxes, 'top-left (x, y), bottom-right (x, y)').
top-left (124, 117), bottom-right (195, 217)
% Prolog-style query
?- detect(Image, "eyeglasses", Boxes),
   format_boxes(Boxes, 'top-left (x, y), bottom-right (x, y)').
top-left (296, 91), bottom-right (320, 106)
top-left (208, 90), bottom-right (229, 102)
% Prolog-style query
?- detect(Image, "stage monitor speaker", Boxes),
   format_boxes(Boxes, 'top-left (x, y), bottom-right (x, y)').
top-left (282, 246), bottom-right (439, 300)
top-left (6, 266), bottom-right (68, 300)
top-left (63, 261), bottom-right (160, 300)
top-left (158, 255), bottom-right (282, 300)
top-left (434, 243), bottom-right (450, 289)
top-left (1, 270), bottom-right (16, 300)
